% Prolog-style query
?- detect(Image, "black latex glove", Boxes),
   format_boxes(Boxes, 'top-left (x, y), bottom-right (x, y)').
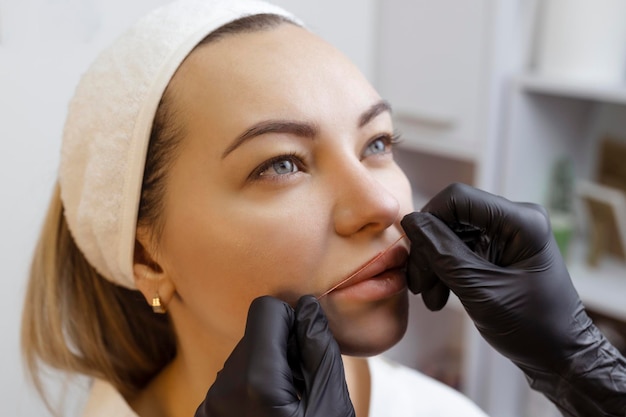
top-left (195, 295), bottom-right (355, 417)
top-left (401, 183), bottom-right (626, 417)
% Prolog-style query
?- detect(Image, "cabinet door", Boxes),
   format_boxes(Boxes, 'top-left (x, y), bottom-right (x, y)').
top-left (376, 0), bottom-right (490, 146)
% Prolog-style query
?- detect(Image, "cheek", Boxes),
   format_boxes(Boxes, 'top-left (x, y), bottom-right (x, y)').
top-left (158, 192), bottom-right (332, 337)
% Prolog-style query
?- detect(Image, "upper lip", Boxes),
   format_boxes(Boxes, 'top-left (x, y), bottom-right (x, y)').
top-left (332, 243), bottom-right (408, 291)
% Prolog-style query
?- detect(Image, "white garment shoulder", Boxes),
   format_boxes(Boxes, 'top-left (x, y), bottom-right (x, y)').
top-left (368, 355), bottom-right (490, 417)
top-left (82, 379), bottom-right (138, 417)
top-left (82, 358), bottom-right (489, 417)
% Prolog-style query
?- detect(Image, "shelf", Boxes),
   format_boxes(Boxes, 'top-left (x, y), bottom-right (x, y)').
top-left (397, 137), bottom-right (478, 163)
top-left (398, 139), bottom-right (478, 162)
top-left (567, 242), bottom-right (626, 321)
top-left (392, 114), bottom-right (479, 163)
top-left (518, 74), bottom-right (626, 105)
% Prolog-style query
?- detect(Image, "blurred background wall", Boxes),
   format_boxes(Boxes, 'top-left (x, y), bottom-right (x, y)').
top-left (2, 1), bottom-right (626, 416)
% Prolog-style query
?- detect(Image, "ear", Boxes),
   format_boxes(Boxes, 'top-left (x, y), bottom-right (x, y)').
top-left (133, 229), bottom-right (176, 312)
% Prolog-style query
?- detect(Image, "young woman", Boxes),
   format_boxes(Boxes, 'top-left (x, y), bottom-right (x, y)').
top-left (21, 0), bottom-right (488, 416)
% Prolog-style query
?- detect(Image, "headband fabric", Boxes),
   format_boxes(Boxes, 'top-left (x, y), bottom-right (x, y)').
top-left (59, 0), bottom-right (297, 288)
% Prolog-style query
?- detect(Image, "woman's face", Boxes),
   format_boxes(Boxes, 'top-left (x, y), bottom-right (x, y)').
top-left (155, 23), bottom-right (414, 356)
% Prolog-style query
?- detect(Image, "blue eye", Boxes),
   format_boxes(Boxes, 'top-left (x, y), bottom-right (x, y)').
top-left (249, 153), bottom-right (304, 181)
top-left (262, 158), bottom-right (298, 176)
top-left (363, 134), bottom-right (400, 157)
top-left (366, 138), bottom-right (387, 155)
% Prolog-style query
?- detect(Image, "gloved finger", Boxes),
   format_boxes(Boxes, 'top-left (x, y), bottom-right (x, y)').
top-left (405, 246), bottom-right (439, 294)
top-left (404, 233), bottom-right (450, 310)
top-left (420, 183), bottom-right (551, 266)
top-left (421, 281), bottom-right (450, 311)
top-left (420, 182), bottom-right (512, 227)
top-left (235, 296), bottom-right (299, 405)
top-left (294, 295), bottom-right (354, 415)
top-left (401, 212), bottom-right (500, 296)
top-left (199, 296), bottom-right (299, 417)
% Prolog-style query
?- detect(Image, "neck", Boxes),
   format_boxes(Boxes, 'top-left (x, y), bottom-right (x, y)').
top-left (131, 304), bottom-right (239, 417)
top-left (343, 356), bottom-right (371, 417)
top-left (131, 304), bottom-right (371, 417)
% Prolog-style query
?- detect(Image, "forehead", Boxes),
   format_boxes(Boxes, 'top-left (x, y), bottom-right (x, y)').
top-left (167, 23), bottom-right (379, 129)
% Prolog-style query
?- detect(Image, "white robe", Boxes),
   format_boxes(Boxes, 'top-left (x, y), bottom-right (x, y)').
top-left (82, 356), bottom-right (489, 417)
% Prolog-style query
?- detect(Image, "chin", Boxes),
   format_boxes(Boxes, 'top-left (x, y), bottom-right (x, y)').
top-left (324, 291), bottom-right (409, 356)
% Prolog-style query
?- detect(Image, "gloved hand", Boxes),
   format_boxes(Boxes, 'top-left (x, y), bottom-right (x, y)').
top-left (195, 295), bottom-right (355, 417)
top-left (401, 183), bottom-right (626, 417)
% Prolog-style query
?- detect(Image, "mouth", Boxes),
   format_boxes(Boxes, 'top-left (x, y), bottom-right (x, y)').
top-left (318, 236), bottom-right (408, 299)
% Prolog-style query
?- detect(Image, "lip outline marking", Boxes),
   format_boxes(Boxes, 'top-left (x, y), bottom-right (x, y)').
top-left (317, 234), bottom-right (407, 299)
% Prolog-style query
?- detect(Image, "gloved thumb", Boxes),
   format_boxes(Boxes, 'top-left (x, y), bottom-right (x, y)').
top-left (294, 295), bottom-right (354, 416)
top-left (199, 296), bottom-right (299, 417)
top-left (243, 296), bottom-right (296, 377)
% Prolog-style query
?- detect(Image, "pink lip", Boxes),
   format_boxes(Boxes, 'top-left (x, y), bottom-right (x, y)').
top-left (332, 244), bottom-right (408, 292)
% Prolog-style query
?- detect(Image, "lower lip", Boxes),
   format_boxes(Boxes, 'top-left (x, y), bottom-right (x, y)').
top-left (326, 267), bottom-right (407, 302)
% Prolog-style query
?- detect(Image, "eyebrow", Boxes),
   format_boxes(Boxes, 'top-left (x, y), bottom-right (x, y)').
top-left (359, 100), bottom-right (392, 128)
top-left (221, 99), bottom-right (392, 159)
top-left (221, 121), bottom-right (317, 159)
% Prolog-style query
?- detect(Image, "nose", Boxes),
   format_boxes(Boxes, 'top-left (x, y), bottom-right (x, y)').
top-left (332, 163), bottom-right (400, 236)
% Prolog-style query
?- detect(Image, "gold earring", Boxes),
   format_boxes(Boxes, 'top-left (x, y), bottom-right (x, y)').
top-left (151, 293), bottom-right (166, 314)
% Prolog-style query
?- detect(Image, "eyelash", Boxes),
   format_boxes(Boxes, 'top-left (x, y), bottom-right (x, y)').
top-left (391, 131), bottom-right (403, 145)
top-left (248, 152), bottom-right (305, 182)
top-left (248, 132), bottom-right (403, 181)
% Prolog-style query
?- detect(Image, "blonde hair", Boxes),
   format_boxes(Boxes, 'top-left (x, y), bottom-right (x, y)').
top-left (21, 13), bottom-right (297, 415)
top-left (21, 183), bottom-right (176, 409)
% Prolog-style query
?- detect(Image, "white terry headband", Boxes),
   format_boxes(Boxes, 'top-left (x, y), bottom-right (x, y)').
top-left (59, 0), bottom-right (297, 289)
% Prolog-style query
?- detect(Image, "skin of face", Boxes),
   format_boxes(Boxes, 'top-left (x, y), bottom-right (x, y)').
top-left (136, 22), bottom-right (415, 379)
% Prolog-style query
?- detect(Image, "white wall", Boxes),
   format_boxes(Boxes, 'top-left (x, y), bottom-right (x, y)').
top-left (271, 0), bottom-right (378, 83)
top-left (0, 0), bottom-right (378, 415)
